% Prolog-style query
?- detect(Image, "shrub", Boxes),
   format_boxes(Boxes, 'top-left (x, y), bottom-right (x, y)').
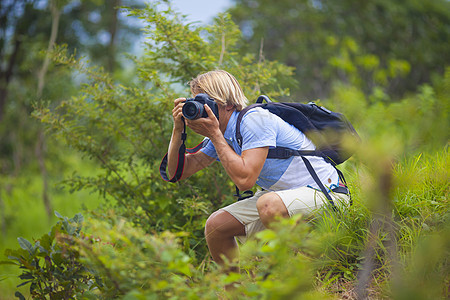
top-left (1, 212), bottom-right (96, 299)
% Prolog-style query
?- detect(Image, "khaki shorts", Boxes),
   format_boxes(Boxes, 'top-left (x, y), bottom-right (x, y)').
top-left (221, 187), bottom-right (350, 244)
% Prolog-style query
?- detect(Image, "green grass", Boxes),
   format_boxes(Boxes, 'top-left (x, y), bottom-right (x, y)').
top-left (311, 149), bottom-right (449, 298)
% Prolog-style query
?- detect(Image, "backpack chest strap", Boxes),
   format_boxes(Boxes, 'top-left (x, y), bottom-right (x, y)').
top-left (267, 147), bottom-right (320, 159)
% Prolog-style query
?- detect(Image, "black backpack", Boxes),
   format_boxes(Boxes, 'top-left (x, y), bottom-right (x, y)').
top-left (235, 95), bottom-right (360, 205)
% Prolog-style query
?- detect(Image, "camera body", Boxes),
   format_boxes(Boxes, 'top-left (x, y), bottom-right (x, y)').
top-left (182, 93), bottom-right (219, 120)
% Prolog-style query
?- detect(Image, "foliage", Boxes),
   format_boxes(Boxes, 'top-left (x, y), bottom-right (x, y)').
top-left (0, 153), bottom-right (104, 298)
top-left (229, 0), bottom-right (450, 100)
top-left (68, 212), bottom-right (214, 299)
top-left (76, 212), bottom-right (330, 299)
top-left (1, 212), bottom-right (96, 299)
top-left (328, 68), bottom-right (449, 153)
top-left (0, 0), bottom-right (144, 239)
top-left (314, 150), bottom-right (449, 298)
top-left (0, 0), bottom-right (141, 171)
top-left (4, 150), bottom-right (448, 299)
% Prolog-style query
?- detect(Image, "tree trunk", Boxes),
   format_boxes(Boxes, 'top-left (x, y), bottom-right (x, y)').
top-left (0, 187), bottom-right (5, 237)
top-left (107, 0), bottom-right (121, 73)
top-left (35, 130), bottom-right (52, 219)
top-left (0, 38), bottom-right (21, 122)
top-left (37, 1), bottom-right (61, 96)
top-left (35, 0), bottom-right (61, 219)
top-left (356, 160), bottom-right (398, 299)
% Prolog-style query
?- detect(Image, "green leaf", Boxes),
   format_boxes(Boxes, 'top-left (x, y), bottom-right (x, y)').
top-left (0, 260), bottom-right (19, 265)
top-left (0, 274), bottom-right (11, 282)
top-left (223, 272), bottom-right (242, 284)
top-left (51, 252), bottom-right (63, 265)
top-left (39, 233), bottom-right (53, 251)
top-left (7, 256), bottom-right (22, 263)
top-left (5, 248), bottom-right (27, 262)
top-left (54, 211), bottom-right (63, 219)
top-left (17, 238), bottom-right (34, 255)
top-left (16, 280), bottom-right (33, 288)
top-left (255, 229), bottom-right (277, 241)
top-left (72, 213), bottom-right (84, 224)
top-left (19, 272), bottom-right (34, 280)
top-left (66, 223), bottom-right (76, 235)
top-left (14, 291), bottom-right (26, 300)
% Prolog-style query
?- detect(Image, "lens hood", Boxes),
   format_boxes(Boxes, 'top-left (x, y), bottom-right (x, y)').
top-left (182, 93), bottom-right (219, 120)
top-left (182, 100), bottom-right (204, 120)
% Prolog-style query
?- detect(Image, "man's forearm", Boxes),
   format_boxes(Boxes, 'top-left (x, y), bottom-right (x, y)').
top-left (167, 128), bottom-right (184, 178)
top-left (209, 132), bottom-right (254, 190)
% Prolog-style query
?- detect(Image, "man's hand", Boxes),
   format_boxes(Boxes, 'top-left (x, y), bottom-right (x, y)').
top-left (172, 98), bottom-right (186, 132)
top-left (186, 104), bottom-right (221, 138)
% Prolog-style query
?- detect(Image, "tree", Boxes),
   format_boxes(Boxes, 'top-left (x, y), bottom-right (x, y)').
top-left (229, 0), bottom-right (450, 100)
top-left (0, 0), bottom-right (142, 225)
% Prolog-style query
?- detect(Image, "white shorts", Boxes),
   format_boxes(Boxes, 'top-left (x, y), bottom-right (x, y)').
top-left (221, 187), bottom-right (350, 244)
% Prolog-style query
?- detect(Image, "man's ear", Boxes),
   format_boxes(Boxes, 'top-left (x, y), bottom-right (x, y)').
top-left (225, 104), bottom-right (235, 111)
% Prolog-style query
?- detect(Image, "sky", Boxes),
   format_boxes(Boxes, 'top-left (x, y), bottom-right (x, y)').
top-left (169, 0), bottom-right (233, 24)
top-left (128, 0), bottom-right (234, 54)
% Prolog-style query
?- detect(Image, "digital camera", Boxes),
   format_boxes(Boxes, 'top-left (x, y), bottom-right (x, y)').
top-left (182, 93), bottom-right (219, 120)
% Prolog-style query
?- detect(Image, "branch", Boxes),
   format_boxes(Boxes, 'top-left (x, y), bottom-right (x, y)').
top-left (218, 30), bottom-right (226, 66)
top-left (37, 0), bottom-right (61, 98)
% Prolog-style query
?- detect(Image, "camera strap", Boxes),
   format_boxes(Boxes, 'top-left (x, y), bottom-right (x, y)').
top-left (159, 119), bottom-right (205, 182)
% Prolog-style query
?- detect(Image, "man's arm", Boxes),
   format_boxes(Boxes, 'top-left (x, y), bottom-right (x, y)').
top-left (211, 137), bottom-right (268, 191)
top-left (187, 105), bottom-right (268, 191)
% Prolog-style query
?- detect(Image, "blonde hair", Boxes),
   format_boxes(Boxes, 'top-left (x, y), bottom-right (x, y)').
top-left (189, 70), bottom-right (248, 111)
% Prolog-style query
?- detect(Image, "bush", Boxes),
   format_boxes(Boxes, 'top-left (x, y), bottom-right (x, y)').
top-left (1, 212), bottom-right (96, 299)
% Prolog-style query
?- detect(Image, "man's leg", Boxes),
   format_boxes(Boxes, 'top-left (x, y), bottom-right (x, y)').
top-left (256, 192), bottom-right (289, 228)
top-left (205, 210), bottom-right (245, 265)
top-left (257, 187), bottom-right (351, 228)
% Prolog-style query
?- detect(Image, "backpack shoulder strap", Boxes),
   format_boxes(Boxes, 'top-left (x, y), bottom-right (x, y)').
top-left (236, 94), bottom-right (273, 147)
top-left (236, 103), bottom-right (263, 147)
top-left (256, 95), bottom-right (271, 104)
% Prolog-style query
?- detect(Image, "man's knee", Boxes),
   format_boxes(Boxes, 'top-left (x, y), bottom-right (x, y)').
top-left (256, 192), bottom-right (288, 220)
top-left (205, 210), bottom-right (242, 238)
top-left (205, 210), bottom-right (222, 236)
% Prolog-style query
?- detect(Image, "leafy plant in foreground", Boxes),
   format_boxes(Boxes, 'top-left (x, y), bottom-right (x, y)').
top-left (1, 212), bottom-right (96, 299)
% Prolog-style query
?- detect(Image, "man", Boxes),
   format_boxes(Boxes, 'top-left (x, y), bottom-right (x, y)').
top-left (166, 70), bottom-right (349, 265)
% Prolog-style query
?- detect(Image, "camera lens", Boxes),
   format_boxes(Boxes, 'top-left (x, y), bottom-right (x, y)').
top-left (182, 101), bottom-right (204, 120)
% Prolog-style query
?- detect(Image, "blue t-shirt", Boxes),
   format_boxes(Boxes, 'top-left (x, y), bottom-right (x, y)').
top-left (201, 107), bottom-right (339, 191)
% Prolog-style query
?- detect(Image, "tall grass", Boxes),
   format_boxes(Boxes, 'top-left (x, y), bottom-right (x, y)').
top-left (310, 149), bottom-right (449, 298)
